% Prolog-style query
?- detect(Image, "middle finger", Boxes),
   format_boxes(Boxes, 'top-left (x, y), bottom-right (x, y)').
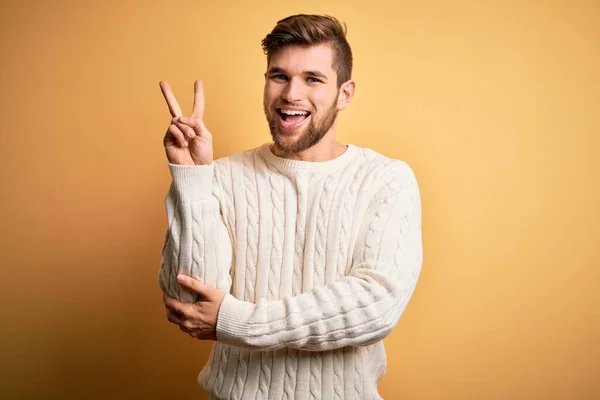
top-left (167, 310), bottom-right (185, 325)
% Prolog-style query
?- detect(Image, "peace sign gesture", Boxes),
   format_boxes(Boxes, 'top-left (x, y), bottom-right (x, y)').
top-left (159, 80), bottom-right (213, 165)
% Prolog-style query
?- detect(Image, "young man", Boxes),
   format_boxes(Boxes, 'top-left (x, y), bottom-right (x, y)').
top-left (158, 14), bottom-right (423, 400)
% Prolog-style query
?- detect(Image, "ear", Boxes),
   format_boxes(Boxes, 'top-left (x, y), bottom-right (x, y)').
top-left (336, 80), bottom-right (355, 111)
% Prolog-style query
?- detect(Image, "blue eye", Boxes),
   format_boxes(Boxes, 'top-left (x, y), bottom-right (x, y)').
top-left (272, 74), bottom-right (288, 81)
top-left (307, 77), bottom-right (321, 83)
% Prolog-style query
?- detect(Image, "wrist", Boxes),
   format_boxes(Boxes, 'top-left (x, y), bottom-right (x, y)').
top-left (169, 163), bottom-right (214, 201)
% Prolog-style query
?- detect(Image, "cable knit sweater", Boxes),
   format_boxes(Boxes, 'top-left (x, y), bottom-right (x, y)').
top-left (158, 143), bottom-right (423, 400)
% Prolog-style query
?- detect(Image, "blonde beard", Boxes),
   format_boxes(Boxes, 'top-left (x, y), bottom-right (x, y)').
top-left (266, 102), bottom-right (338, 154)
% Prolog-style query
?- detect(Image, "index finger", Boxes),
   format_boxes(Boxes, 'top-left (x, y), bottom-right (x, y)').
top-left (192, 80), bottom-right (204, 119)
top-left (159, 81), bottom-right (183, 118)
top-left (163, 293), bottom-right (190, 315)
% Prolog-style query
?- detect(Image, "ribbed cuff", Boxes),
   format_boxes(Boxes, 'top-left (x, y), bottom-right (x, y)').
top-left (216, 293), bottom-right (255, 347)
top-left (168, 163), bottom-right (214, 201)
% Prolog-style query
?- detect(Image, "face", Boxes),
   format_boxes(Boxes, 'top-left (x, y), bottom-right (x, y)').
top-left (263, 44), bottom-right (350, 154)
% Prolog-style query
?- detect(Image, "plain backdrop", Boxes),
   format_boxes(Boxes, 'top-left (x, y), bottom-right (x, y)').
top-left (1, 0), bottom-right (598, 399)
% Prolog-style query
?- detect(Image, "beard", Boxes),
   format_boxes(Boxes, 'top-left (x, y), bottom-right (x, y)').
top-left (265, 101), bottom-right (338, 154)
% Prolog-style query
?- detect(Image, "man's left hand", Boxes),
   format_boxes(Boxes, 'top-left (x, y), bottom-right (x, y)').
top-left (163, 274), bottom-right (226, 341)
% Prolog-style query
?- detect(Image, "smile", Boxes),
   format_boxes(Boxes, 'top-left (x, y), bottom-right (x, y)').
top-left (277, 108), bottom-right (312, 131)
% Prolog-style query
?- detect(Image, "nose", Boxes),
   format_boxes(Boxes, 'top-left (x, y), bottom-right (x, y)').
top-left (281, 78), bottom-right (304, 103)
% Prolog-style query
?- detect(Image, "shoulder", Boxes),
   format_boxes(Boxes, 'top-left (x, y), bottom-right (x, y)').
top-left (351, 145), bottom-right (419, 191)
top-left (211, 145), bottom-right (265, 179)
top-left (214, 145), bottom-right (262, 167)
top-left (349, 145), bottom-right (420, 214)
top-left (349, 147), bottom-right (421, 220)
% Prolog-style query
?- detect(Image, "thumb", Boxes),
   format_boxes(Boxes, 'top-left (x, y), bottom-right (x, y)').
top-left (177, 274), bottom-right (208, 297)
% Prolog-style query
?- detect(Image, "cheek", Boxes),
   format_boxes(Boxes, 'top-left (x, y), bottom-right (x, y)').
top-left (312, 91), bottom-right (339, 113)
top-left (264, 83), bottom-right (280, 104)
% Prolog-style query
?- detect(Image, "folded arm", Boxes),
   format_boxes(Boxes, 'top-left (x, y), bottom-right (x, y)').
top-left (215, 163), bottom-right (423, 351)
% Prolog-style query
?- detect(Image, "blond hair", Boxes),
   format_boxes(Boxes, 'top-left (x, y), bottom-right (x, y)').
top-left (261, 14), bottom-right (353, 87)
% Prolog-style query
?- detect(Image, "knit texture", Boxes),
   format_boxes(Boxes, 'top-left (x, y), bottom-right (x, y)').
top-left (158, 143), bottom-right (423, 400)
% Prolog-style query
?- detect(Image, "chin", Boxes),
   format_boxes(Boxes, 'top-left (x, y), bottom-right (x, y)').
top-left (267, 109), bottom-right (333, 154)
top-left (273, 133), bottom-right (303, 152)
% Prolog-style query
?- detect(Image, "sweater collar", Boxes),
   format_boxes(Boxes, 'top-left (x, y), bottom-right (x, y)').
top-left (259, 142), bottom-right (359, 173)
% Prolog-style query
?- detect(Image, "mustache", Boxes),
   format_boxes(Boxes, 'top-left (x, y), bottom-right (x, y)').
top-left (272, 102), bottom-right (312, 112)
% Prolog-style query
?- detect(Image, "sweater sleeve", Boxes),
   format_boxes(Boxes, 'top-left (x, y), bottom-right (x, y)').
top-left (215, 163), bottom-right (423, 351)
top-left (158, 163), bottom-right (233, 303)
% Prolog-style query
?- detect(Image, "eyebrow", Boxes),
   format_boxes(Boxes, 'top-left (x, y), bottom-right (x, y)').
top-left (267, 67), bottom-right (328, 80)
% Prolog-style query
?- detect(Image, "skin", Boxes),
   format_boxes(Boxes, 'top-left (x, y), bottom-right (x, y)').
top-left (264, 43), bottom-right (355, 161)
top-left (158, 42), bottom-right (356, 341)
top-left (163, 275), bottom-right (225, 340)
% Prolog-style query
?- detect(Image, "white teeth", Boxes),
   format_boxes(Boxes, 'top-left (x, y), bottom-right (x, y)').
top-left (281, 109), bottom-right (309, 115)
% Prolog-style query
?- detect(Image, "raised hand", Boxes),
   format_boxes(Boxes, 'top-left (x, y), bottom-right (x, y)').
top-left (159, 80), bottom-right (213, 165)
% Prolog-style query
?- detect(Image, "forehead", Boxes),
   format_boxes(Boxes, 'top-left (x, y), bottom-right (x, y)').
top-left (268, 44), bottom-right (336, 77)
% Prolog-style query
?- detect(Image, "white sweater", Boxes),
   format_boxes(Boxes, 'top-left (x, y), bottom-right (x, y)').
top-left (158, 143), bottom-right (423, 400)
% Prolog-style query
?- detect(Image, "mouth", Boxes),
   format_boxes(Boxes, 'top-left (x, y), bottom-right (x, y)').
top-left (276, 108), bottom-right (311, 131)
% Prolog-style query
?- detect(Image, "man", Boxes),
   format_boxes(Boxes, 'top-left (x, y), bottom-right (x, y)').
top-left (158, 14), bottom-right (423, 400)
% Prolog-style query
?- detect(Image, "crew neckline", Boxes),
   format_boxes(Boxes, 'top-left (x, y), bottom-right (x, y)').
top-left (259, 142), bottom-right (359, 173)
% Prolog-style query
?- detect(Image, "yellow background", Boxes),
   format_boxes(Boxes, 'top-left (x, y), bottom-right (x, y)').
top-left (1, 0), bottom-right (598, 399)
